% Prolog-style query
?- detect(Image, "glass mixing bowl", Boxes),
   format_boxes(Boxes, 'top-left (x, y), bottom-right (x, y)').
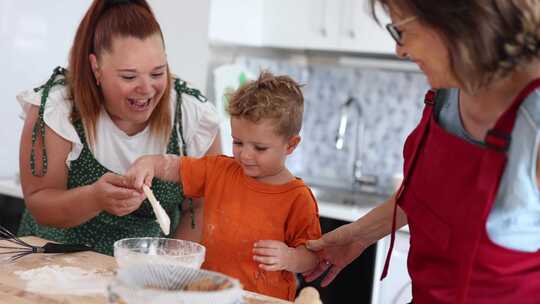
top-left (114, 238), bottom-right (206, 269)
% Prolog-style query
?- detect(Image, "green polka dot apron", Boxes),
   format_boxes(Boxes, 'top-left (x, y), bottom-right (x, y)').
top-left (18, 67), bottom-right (208, 255)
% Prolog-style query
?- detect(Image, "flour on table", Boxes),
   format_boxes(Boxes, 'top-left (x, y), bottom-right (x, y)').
top-left (15, 265), bottom-right (112, 296)
top-left (62, 257), bottom-right (76, 263)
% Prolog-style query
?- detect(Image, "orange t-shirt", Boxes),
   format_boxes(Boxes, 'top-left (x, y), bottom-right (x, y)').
top-left (180, 155), bottom-right (321, 300)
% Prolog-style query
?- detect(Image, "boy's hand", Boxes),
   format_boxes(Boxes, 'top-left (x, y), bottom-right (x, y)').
top-left (304, 234), bottom-right (367, 286)
top-left (253, 240), bottom-right (295, 271)
top-left (125, 155), bottom-right (157, 190)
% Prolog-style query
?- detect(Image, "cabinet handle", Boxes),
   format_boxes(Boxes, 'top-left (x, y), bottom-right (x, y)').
top-left (318, 0), bottom-right (328, 37)
top-left (344, 0), bottom-right (357, 39)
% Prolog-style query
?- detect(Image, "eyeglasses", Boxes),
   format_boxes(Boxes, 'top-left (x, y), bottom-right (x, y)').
top-left (385, 16), bottom-right (417, 46)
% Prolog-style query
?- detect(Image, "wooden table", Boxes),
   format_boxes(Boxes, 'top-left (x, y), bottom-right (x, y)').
top-left (0, 237), bottom-right (291, 304)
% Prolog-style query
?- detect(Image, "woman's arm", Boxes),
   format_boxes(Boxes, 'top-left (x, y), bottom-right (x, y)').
top-left (304, 193), bottom-right (407, 286)
top-left (20, 106), bottom-right (143, 228)
top-left (341, 193), bottom-right (408, 247)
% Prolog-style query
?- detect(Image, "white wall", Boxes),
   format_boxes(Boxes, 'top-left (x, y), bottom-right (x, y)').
top-left (0, 0), bottom-right (210, 177)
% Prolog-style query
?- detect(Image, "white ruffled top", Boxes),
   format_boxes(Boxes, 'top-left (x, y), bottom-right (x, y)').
top-left (17, 83), bottom-right (220, 175)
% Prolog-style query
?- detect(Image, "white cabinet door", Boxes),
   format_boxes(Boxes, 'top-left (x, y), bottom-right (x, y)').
top-left (208, 0), bottom-right (264, 46)
top-left (261, 0), bottom-right (340, 50)
top-left (372, 228), bottom-right (412, 304)
top-left (338, 0), bottom-right (396, 54)
top-left (208, 0), bottom-right (396, 55)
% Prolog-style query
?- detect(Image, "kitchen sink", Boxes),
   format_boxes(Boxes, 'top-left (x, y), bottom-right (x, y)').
top-left (309, 185), bottom-right (387, 207)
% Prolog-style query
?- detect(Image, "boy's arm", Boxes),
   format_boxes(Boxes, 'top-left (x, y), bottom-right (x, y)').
top-left (175, 136), bottom-right (221, 241)
top-left (126, 154), bottom-right (182, 189)
top-left (252, 187), bottom-right (323, 273)
top-left (289, 245), bottom-right (320, 273)
top-left (252, 241), bottom-right (320, 273)
top-left (174, 197), bottom-right (203, 242)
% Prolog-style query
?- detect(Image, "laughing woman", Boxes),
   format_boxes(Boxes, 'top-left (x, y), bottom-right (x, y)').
top-left (17, 0), bottom-right (220, 255)
top-left (305, 1), bottom-right (540, 303)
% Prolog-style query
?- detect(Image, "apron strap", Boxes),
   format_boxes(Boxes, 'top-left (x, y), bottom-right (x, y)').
top-left (30, 66), bottom-right (67, 177)
top-left (381, 89), bottom-right (436, 279)
top-left (172, 78), bottom-right (208, 228)
top-left (172, 78), bottom-right (208, 157)
top-left (485, 78), bottom-right (540, 152)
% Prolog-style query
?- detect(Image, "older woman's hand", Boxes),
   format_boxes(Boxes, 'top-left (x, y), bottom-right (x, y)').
top-left (304, 224), bottom-right (368, 286)
top-left (92, 172), bottom-right (145, 216)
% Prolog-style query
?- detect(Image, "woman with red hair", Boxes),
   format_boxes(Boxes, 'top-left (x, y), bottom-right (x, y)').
top-left (17, 0), bottom-right (220, 255)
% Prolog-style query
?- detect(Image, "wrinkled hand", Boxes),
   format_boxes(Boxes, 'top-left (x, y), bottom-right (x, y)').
top-left (253, 240), bottom-right (295, 272)
top-left (303, 224), bottom-right (367, 286)
top-left (92, 172), bottom-right (145, 216)
top-left (125, 155), bottom-right (157, 190)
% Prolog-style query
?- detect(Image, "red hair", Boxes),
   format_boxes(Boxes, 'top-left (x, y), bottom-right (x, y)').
top-left (68, 0), bottom-right (171, 147)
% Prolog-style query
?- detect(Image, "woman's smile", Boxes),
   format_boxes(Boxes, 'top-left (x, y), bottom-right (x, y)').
top-left (127, 97), bottom-right (152, 112)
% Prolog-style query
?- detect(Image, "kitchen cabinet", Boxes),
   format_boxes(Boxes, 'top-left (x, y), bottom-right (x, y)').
top-left (312, 188), bottom-right (412, 304)
top-left (299, 216), bottom-right (376, 304)
top-left (208, 0), bottom-right (396, 55)
top-left (0, 195), bottom-right (24, 235)
top-left (261, 0), bottom-right (341, 51)
top-left (208, 0), bottom-right (264, 47)
top-left (371, 229), bottom-right (412, 304)
top-left (337, 0), bottom-right (395, 54)
top-left (0, 177), bottom-right (24, 235)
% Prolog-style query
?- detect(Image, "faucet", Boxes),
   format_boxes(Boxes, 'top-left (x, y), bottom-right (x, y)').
top-left (335, 97), bottom-right (357, 150)
top-left (335, 97), bottom-right (378, 191)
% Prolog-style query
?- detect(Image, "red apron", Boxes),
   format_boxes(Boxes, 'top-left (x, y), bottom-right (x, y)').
top-left (382, 79), bottom-right (540, 303)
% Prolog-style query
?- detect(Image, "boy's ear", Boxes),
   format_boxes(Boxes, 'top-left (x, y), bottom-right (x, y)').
top-left (286, 135), bottom-right (301, 154)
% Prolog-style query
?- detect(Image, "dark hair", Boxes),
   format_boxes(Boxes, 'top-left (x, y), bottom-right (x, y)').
top-left (369, 0), bottom-right (540, 92)
top-left (226, 71), bottom-right (304, 139)
top-left (68, 0), bottom-right (171, 147)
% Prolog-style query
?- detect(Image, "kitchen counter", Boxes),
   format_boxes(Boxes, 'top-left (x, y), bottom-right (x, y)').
top-left (311, 185), bottom-right (410, 233)
top-left (0, 237), bottom-right (291, 304)
top-left (0, 176), bottom-right (22, 199)
top-left (0, 174), bottom-right (382, 222)
top-left (311, 185), bottom-right (385, 221)
top-left (0, 176), bottom-right (408, 232)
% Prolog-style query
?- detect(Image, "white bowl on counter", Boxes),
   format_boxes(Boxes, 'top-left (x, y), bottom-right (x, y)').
top-left (113, 237), bottom-right (206, 269)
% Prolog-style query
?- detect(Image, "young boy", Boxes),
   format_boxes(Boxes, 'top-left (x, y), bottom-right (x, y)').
top-left (125, 71), bottom-right (321, 301)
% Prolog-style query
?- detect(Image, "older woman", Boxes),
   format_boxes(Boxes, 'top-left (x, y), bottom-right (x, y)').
top-left (306, 0), bottom-right (540, 303)
top-left (17, 0), bottom-right (220, 255)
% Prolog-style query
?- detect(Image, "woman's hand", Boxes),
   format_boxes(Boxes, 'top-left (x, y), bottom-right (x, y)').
top-left (92, 172), bottom-right (145, 216)
top-left (253, 240), bottom-right (296, 271)
top-left (125, 155), bottom-right (158, 190)
top-left (303, 224), bottom-right (368, 286)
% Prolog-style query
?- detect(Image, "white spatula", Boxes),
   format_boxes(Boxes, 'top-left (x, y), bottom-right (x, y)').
top-left (142, 185), bottom-right (171, 236)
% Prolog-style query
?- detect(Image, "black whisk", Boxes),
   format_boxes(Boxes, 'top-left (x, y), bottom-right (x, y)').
top-left (0, 225), bottom-right (93, 262)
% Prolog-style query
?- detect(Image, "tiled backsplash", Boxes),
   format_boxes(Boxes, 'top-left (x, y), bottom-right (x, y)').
top-left (233, 57), bottom-right (429, 193)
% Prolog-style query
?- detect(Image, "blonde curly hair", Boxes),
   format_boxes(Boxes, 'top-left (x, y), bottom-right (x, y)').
top-left (226, 71), bottom-right (304, 138)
